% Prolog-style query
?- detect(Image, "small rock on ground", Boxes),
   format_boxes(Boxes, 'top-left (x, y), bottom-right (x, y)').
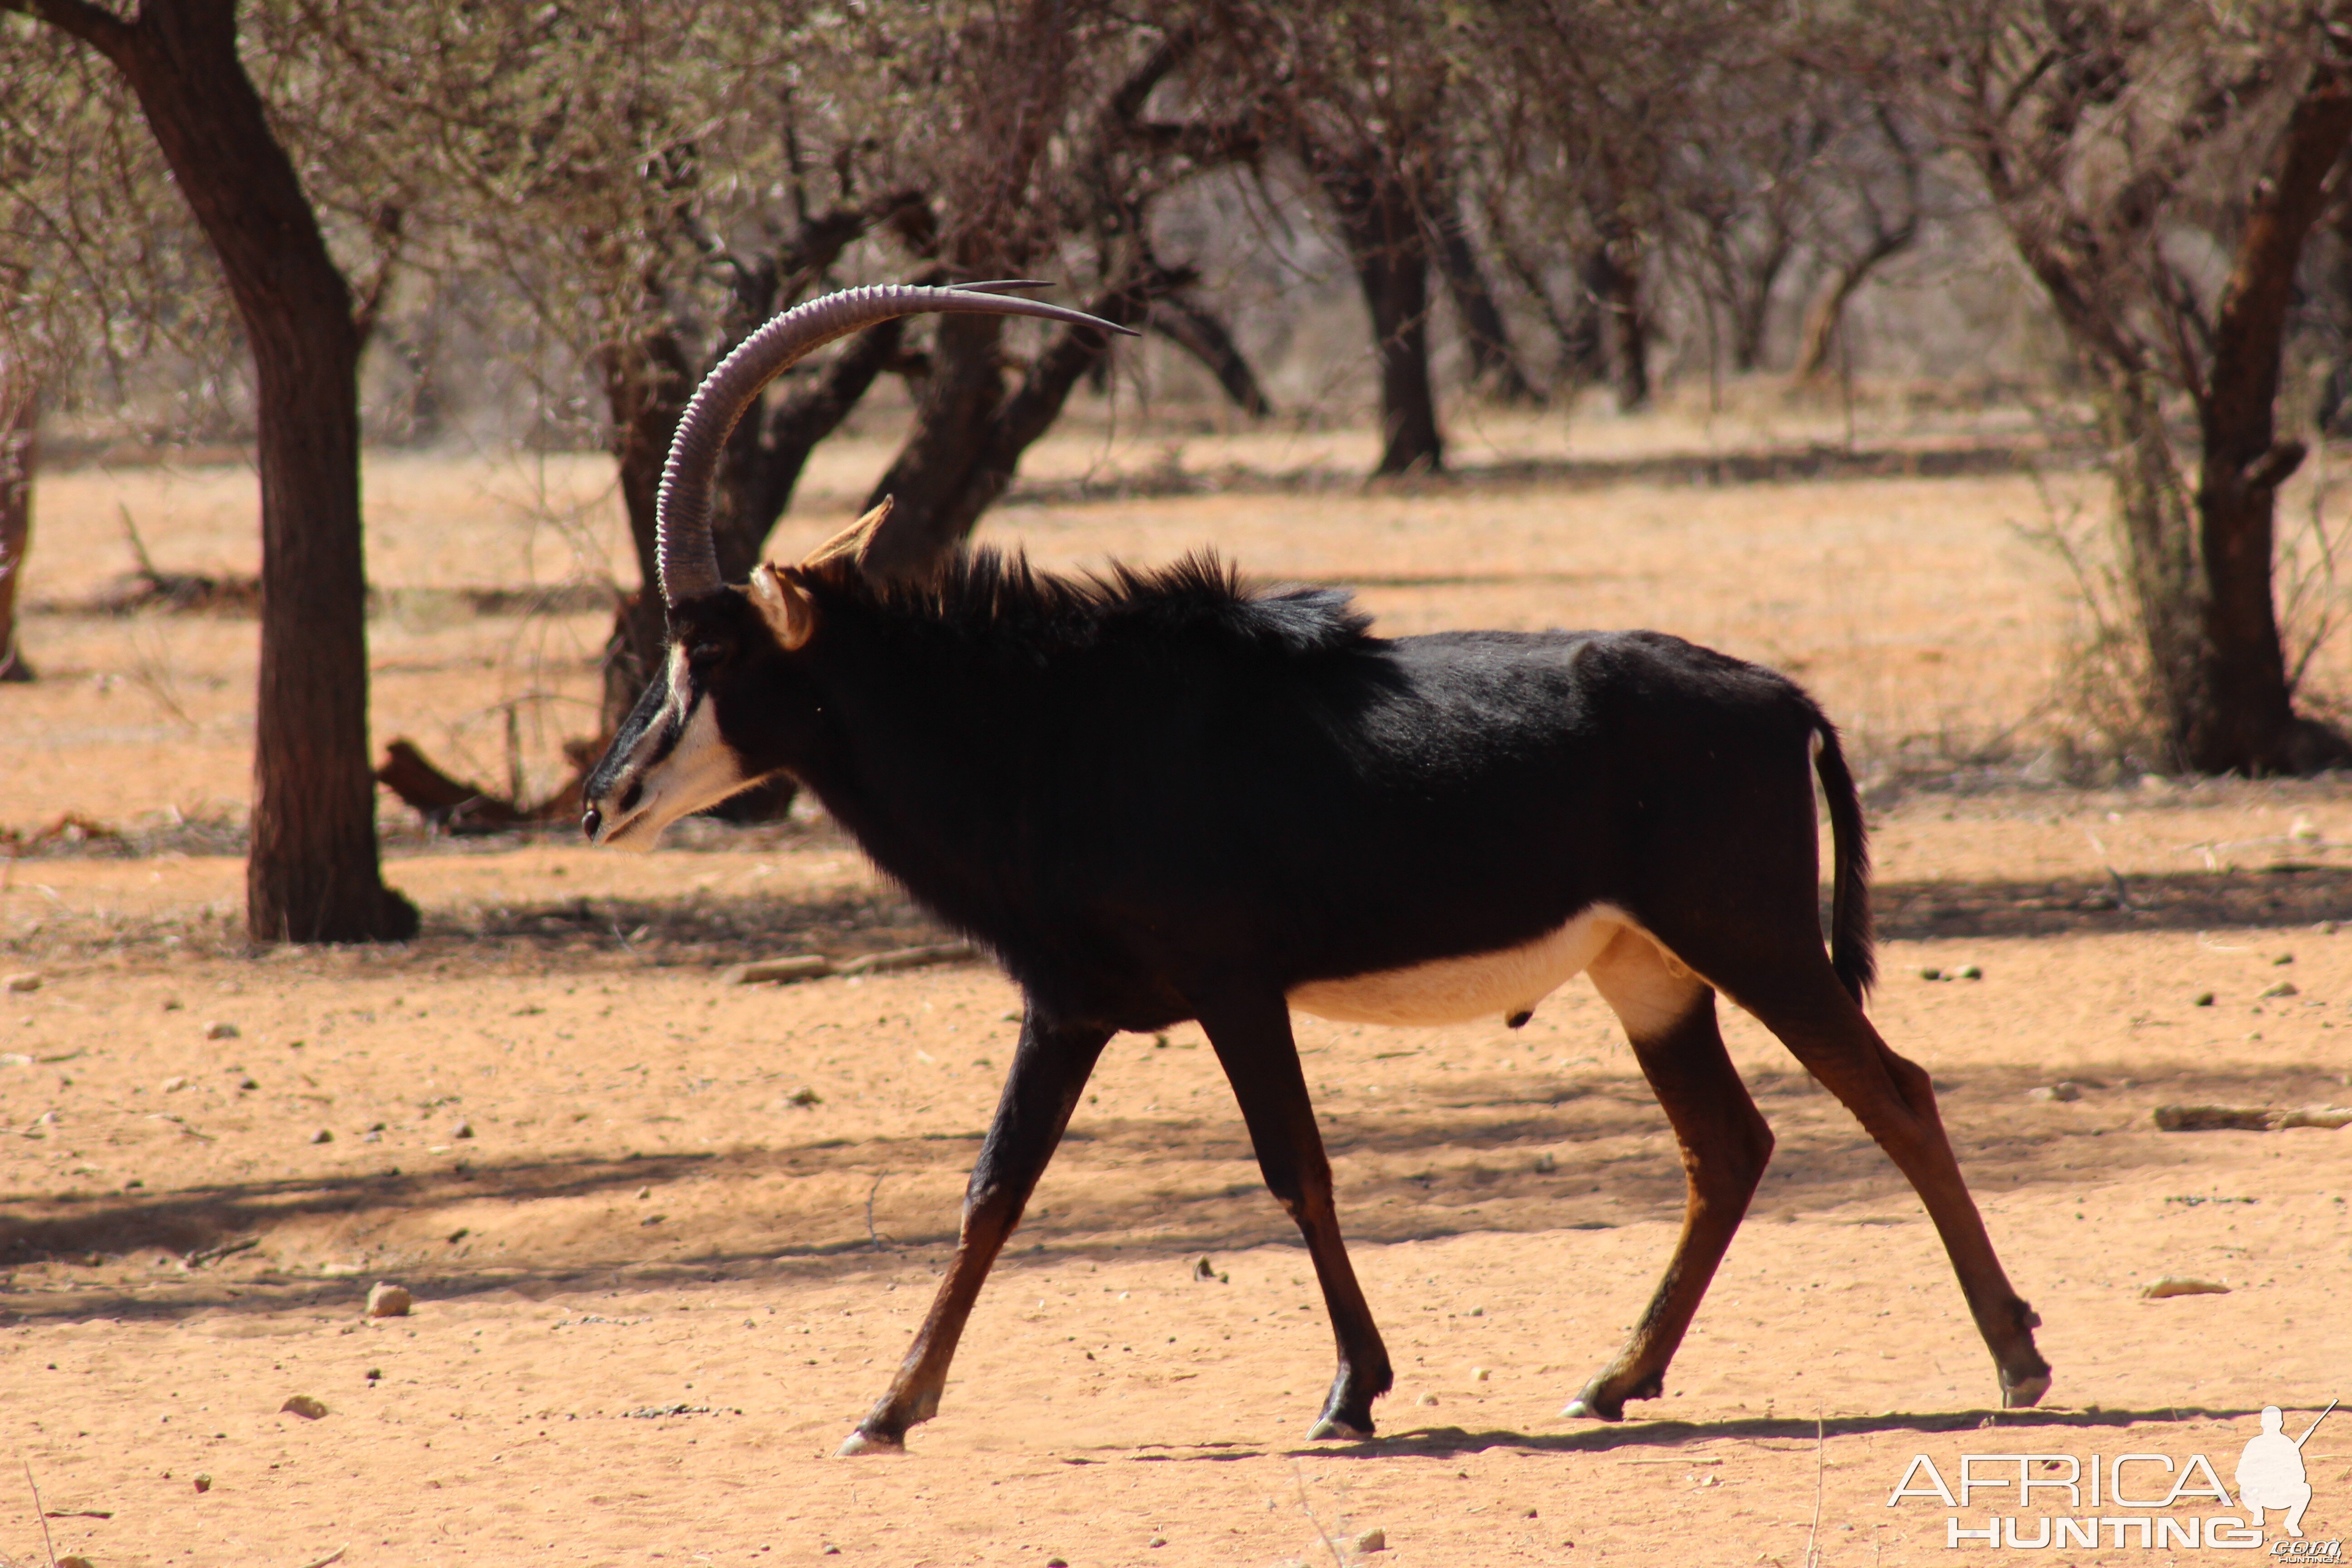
top-left (2141, 1276), bottom-right (2231, 1299)
top-left (206, 1020), bottom-right (240, 1040)
top-left (1352, 1528), bottom-right (1388, 1552)
top-left (5, 971), bottom-right (41, 992)
top-left (281, 1394), bottom-right (329, 1419)
top-left (365, 1281), bottom-right (412, 1318)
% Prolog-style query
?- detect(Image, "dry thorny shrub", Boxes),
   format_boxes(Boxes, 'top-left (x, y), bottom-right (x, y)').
top-left (2012, 451), bottom-right (2352, 780)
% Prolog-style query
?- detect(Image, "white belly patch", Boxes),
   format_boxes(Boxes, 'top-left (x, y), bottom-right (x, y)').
top-left (1287, 904), bottom-right (1632, 1027)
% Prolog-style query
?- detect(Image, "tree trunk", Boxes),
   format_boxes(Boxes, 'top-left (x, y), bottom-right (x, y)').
top-left (2184, 59), bottom-right (2352, 774)
top-left (1790, 269), bottom-right (1860, 385)
top-left (1498, 237), bottom-right (1603, 388)
top-left (1791, 220), bottom-right (1918, 383)
top-left (1313, 154), bottom-right (1443, 476)
top-left (1715, 222), bottom-right (1793, 375)
top-left (51, 0), bottom-right (412, 941)
top-left (1426, 181), bottom-right (1537, 406)
top-left (1147, 294), bottom-right (1274, 417)
top-left (0, 341), bottom-right (34, 684)
top-left (1588, 238), bottom-right (1650, 412)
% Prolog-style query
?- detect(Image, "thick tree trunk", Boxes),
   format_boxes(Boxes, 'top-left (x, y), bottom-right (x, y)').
top-left (2190, 440), bottom-right (2308, 770)
top-left (0, 344), bottom-right (34, 683)
top-left (1313, 155), bottom-right (1443, 476)
top-left (56, 0), bottom-right (412, 940)
top-left (2183, 60), bottom-right (2352, 774)
top-left (850, 312), bottom-right (1010, 574)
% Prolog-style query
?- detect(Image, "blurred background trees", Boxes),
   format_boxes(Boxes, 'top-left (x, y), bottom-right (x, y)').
top-left (9, 0), bottom-right (2352, 931)
top-left (1896, 0), bottom-right (2352, 774)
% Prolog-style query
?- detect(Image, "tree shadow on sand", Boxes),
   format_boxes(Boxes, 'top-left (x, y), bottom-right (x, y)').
top-left (4, 1039), bottom-right (2333, 1330)
top-left (1871, 864), bottom-right (2352, 939)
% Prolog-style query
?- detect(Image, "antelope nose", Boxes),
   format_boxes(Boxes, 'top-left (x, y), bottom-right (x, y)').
top-left (581, 806), bottom-right (603, 842)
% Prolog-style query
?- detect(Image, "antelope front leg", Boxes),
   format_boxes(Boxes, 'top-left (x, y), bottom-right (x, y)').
top-left (1196, 986), bottom-right (1392, 1440)
top-left (837, 1005), bottom-right (1111, 1455)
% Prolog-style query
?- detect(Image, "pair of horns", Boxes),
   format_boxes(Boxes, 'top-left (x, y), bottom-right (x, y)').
top-left (655, 283), bottom-right (1138, 606)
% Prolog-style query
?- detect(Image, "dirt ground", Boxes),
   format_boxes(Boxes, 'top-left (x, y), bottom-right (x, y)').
top-left (4, 417), bottom-right (2351, 1568)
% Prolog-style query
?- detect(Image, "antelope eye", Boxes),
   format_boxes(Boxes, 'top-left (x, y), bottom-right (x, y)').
top-left (687, 640), bottom-right (725, 666)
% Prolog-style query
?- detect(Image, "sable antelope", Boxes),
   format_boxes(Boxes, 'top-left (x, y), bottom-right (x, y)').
top-left (582, 283), bottom-right (2052, 1453)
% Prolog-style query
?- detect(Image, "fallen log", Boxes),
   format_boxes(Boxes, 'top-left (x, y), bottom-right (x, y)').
top-left (374, 737), bottom-right (598, 834)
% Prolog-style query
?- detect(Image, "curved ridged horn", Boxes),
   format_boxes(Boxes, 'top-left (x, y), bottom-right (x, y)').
top-left (655, 284), bottom-right (1138, 606)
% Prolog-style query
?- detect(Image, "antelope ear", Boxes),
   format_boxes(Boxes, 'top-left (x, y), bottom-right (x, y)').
top-left (748, 560), bottom-right (819, 651)
top-left (802, 495), bottom-right (894, 572)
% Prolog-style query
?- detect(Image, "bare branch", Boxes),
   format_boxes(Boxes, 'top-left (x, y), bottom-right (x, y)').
top-left (1, 0), bottom-right (134, 63)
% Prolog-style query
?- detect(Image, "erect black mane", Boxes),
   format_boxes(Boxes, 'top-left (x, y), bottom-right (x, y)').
top-left (800, 545), bottom-right (1374, 658)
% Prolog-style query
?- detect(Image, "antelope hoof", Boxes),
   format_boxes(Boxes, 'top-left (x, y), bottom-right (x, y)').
top-left (835, 1427), bottom-right (906, 1456)
top-left (2001, 1370), bottom-right (2051, 1409)
top-left (1564, 1364), bottom-right (1659, 1422)
top-left (1307, 1415), bottom-right (1374, 1441)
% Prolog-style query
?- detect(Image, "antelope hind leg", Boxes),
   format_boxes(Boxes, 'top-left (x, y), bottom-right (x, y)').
top-left (1565, 930), bottom-right (1772, 1421)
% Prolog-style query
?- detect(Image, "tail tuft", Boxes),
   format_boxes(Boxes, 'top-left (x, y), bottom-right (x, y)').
top-left (1813, 720), bottom-right (1875, 1002)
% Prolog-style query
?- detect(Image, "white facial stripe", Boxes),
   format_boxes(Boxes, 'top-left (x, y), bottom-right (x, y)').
top-left (595, 688), bottom-right (759, 851)
top-left (1289, 903), bottom-right (1634, 1027)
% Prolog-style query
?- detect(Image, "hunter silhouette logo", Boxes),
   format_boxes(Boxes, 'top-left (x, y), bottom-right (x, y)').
top-left (1884, 1397), bottom-right (2340, 1551)
top-left (2240, 1400), bottom-right (2334, 1540)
